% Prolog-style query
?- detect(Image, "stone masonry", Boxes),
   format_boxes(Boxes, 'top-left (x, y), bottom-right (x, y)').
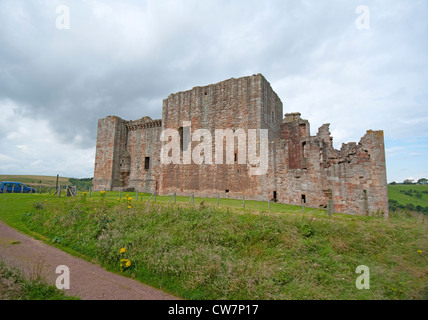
top-left (93, 74), bottom-right (389, 216)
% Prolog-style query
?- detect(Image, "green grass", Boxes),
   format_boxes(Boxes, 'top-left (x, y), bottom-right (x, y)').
top-left (0, 259), bottom-right (80, 300)
top-left (1, 192), bottom-right (427, 300)
top-left (388, 185), bottom-right (428, 207)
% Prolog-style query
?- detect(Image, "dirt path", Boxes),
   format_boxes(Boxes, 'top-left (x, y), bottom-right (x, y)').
top-left (0, 220), bottom-right (179, 300)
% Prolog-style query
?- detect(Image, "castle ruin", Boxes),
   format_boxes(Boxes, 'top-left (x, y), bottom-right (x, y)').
top-left (93, 74), bottom-right (389, 216)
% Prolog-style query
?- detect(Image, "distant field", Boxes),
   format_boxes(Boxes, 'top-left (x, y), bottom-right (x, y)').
top-left (0, 175), bottom-right (70, 186)
top-left (388, 184), bottom-right (428, 207)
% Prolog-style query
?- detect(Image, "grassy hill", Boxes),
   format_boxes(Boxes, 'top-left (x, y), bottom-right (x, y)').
top-left (0, 193), bottom-right (426, 300)
top-left (388, 184), bottom-right (428, 213)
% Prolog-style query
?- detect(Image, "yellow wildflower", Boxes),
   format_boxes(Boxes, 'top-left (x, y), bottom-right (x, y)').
top-left (417, 250), bottom-right (422, 254)
top-left (120, 248), bottom-right (126, 254)
top-left (128, 206), bottom-right (131, 209)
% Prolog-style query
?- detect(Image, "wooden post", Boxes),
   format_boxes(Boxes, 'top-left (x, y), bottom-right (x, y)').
top-left (49, 186), bottom-right (52, 195)
top-left (217, 194), bottom-right (220, 207)
top-left (39, 184), bottom-right (42, 194)
top-left (21, 185), bottom-right (24, 194)
top-left (243, 194), bottom-right (245, 209)
top-left (268, 198), bottom-right (270, 212)
top-left (174, 192), bottom-right (176, 204)
top-left (58, 185), bottom-right (61, 198)
top-left (154, 191), bottom-right (157, 202)
top-left (12, 185), bottom-right (15, 194)
top-left (136, 190), bottom-right (138, 201)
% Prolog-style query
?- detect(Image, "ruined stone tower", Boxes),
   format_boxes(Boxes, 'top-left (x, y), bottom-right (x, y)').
top-left (93, 74), bottom-right (389, 216)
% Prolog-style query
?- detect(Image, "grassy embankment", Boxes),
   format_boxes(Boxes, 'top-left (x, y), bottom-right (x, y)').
top-left (0, 192), bottom-right (426, 300)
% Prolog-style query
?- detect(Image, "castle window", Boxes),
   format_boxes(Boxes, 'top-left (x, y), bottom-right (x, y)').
top-left (301, 194), bottom-right (306, 204)
top-left (178, 127), bottom-right (183, 151)
top-left (145, 157), bottom-right (150, 170)
top-left (234, 153), bottom-right (237, 163)
top-left (225, 189), bottom-right (229, 193)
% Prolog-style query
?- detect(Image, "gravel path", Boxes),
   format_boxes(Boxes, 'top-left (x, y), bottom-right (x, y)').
top-left (0, 220), bottom-right (179, 300)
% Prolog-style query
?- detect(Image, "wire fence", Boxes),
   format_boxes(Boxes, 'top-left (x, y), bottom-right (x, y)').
top-left (4, 186), bottom-right (327, 215)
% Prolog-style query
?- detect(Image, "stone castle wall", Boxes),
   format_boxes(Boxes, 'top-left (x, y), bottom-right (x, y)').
top-left (92, 74), bottom-right (389, 216)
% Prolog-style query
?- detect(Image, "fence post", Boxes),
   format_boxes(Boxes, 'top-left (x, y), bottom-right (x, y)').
top-left (119, 190), bottom-right (121, 200)
top-left (302, 200), bottom-right (305, 213)
top-left (268, 198), bottom-right (270, 212)
top-left (154, 191), bottom-right (157, 202)
top-left (243, 194), bottom-right (245, 209)
top-left (89, 187), bottom-right (91, 198)
top-left (146, 193), bottom-right (154, 203)
top-left (217, 194), bottom-right (220, 207)
top-left (174, 192), bottom-right (176, 204)
top-left (58, 185), bottom-right (61, 198)
top-left (136, 190), bottom-right (138, 201)
top-left (49, 186), bottom-right (52, 195)
top-left (39, 184), bottom-right (42, 194)
top-left (21, 185), bottom-right (24, 194)
top-left (167, 193), bottom-right (175, 206)
top-left (12, 185), bottom-right (15, 194)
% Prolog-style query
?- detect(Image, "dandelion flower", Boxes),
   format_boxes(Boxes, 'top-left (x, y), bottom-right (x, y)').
top-left (120, 248), bottom-right (126, 254)
top-left (417, 250), bottom-right (422, 254)
top-left (128, 206), bottom-right (131, 209)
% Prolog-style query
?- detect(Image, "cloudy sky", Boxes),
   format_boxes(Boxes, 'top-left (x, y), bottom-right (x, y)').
top-left (0, 0), bottom-right (427, 182)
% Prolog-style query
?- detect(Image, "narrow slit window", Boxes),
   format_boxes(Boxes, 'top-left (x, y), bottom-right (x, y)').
top-left (145, 157), bottom-right (150, 170)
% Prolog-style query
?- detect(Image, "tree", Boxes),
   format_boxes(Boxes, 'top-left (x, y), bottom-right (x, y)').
top-left (389, 181), bottom-right (397, 185)
top-left (417, 178), bottom-right (428, 185)
top-left (403, 179), bottom-right (415, 185)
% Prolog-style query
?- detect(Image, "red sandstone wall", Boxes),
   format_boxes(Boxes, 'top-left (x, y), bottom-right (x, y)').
top-left (93, 74), bottom-right (389, 216)
top-left (158, 74), bottom-right (282, 199)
